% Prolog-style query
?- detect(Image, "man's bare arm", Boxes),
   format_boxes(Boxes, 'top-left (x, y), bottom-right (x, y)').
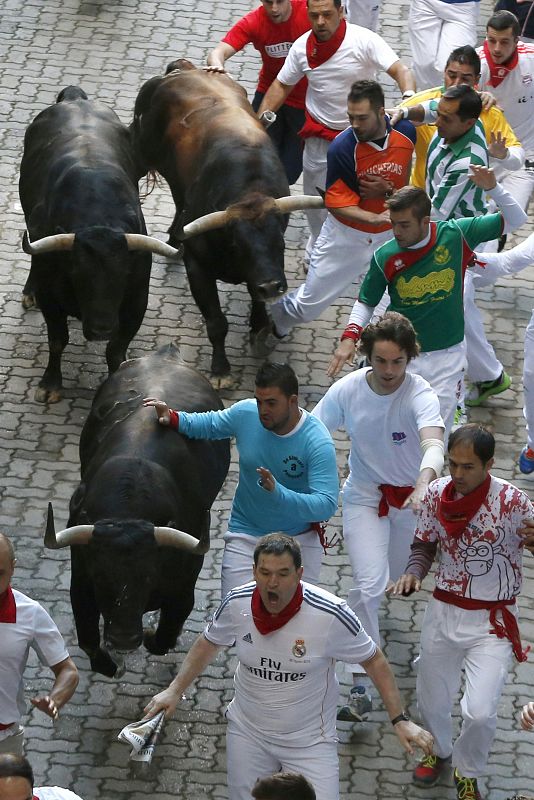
top-left (257, 79), bottom-right (293, 115)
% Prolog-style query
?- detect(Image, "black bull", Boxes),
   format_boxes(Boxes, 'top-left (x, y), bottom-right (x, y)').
top-left (18, 86), bottom-right (172, 404)
top-left (130, 60), bottom-right (292, 383)
top-left (44, 344), bottom-right (230, 677)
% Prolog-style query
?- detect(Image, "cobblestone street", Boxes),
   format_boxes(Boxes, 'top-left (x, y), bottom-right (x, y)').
top-left (0, 0), bottom-right (533, 797)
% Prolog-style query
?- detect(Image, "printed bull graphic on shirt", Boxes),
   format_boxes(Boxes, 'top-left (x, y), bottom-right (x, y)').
top-left (458, 526), bottom-right (519, 600)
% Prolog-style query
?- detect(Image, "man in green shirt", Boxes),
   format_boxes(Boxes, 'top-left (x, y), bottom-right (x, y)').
top-left (328, 177), bottom-right (526, 435)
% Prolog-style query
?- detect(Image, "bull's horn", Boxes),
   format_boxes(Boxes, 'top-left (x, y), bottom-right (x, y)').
top-left (124, 234), bottom-right (182, 259)
top-left (273, 195), bottom-right (325, 213)
top-left (180, 211), bottom-right (231, 239)
top-left (44, 502), bottom-right (94, 549)
top-left (154, 526), bottom-right (208, 554)
top-left (24, 233), bottom-right (76, 255)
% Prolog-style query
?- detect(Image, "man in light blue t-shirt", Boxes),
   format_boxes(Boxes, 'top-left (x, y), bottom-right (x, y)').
top-left (144, 362), bottom-right (338, 599)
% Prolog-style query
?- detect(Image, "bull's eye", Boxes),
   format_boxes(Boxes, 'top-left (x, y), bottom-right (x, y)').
top-left (476, 544), bottom-right (490, 558)
top-left (466, 546), bottom-right (477, 557)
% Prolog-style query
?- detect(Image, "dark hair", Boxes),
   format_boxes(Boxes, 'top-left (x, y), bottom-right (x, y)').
top-left (386, 186), bottom-right (432, 221)
top-left (0, 754), bottom-right (34, 788)
top-left (0, 532), bottom-right (15, 563)
top-left (359, 312), bottom-right (420, 362)
top-left (252, 772), bottom-right (316, 800)
top-left (442, 84), bottom-right (482, 121)
top-left (445, 45), bottom-right (481, 76)
top-left (253, 533), bottom-right (302, 570)
top-left (448, 423), bottom-right (495, 464)
top-left (307, 0), bottom-right (342, 7)
top-left (347, 79), bottom-right (385, 112)
top-left (487, 9), bottom-right (521, 37)
top-left (255, 362), bottom-right (298, 397)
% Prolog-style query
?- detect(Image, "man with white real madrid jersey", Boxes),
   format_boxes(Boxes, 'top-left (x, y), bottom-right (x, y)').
top-left (313, 312), bottom-right (445, 723)
top-left (0, 533), bottom-right (79, 756)
top-left (327, 180), bottom-right (527, 435)
top-left (143, 534), bottom-right (434, 800)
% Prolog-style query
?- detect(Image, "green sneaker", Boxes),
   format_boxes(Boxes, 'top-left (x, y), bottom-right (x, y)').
top-left (466, 371), bottom-right (511, 407)
top-left (454, 768), bottom-right (482, 799)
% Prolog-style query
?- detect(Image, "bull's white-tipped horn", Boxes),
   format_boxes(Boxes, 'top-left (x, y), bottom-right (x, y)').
top-left (273, 195), bottom-right (325, 213)
top-left (24, 233), bottom-right (75, 255)
top-left (44, 502), bottom-right (94, 549)
top-left (153, 526), bottom-right (208, 554)
top-left (124, 234), bottom-right (182, 259)
top-left (181, 211), bottom-right (231, 239)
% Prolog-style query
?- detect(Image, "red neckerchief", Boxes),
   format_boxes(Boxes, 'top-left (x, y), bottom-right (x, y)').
top-left (437, 474), bottom-right (491, 539)
top-left (433, 588), bottom-right (530, 662)
top-left (483, 40), bottom-right (519, 87)
top-left (383, 223), bottom-right (438, 282)
top-left (0, 586), bottom-right (16, 623)
top-left (251, 583), bottom-right (303, 635)
top-left (378, 485), bottom-right (414, 517)
top-left (306, 19), bottom-right (346, 69)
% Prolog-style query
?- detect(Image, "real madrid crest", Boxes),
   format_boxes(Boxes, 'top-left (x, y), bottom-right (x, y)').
top-left (292, 638), bottom-right (306, 658)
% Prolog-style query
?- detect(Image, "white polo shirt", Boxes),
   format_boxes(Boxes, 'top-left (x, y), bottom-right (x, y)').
top-left (0, 589), bottom-right (69, 740)
top-left (277, 23), bottom-right (399, 130)
top-left (478, 43), bottom-right (534, 156)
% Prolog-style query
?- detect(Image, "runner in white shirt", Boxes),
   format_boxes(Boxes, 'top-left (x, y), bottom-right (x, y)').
top-left (477, 10), bottom-right (534, 214)
top-left (0, 534), bottom-right (78, 756)
top-left (143, 534), bottom-right (435, 800)
top-left (257, 0), bottom-right (414, 259)
top-left (313, 312), bottom-right (444, 721)
top-left (390, 424), bottom-right (534, 800)
top-left (343, 0), bottom-right (381, 30)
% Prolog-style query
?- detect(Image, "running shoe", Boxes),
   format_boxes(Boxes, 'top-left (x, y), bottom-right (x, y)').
top-left (413, 754), bottom-right (451, 787)
top-left (466, 371), bottom-right (511, 407)
top-left (519, 446), bottom-right (534, 475)
top-left (454, 768), bottom-right (482, 799)
top-left (336, 685), bottom-right (372, 722)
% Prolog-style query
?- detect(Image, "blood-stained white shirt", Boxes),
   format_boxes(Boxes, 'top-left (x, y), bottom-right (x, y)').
top-left (478, 42), bottom-right (534, 155)
top-left (415, 476), bottom-right (534, 601)
top-left (204, 581), bottom-right (376, 745)
top-left (277, 23), bottom-right (399, 129)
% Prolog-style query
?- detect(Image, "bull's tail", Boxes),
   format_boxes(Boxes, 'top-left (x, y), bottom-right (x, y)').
top-left (139, 170), bottom-right (161, 200)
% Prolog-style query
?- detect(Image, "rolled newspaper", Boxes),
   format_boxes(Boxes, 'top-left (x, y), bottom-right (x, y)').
top-left (118, 711), bottom-right (165, 764)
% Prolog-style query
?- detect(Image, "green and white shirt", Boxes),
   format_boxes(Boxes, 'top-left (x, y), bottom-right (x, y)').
top-left (424, 99), bottom-right (489, 221)
top-left (356, 214), bottom-right (503, 352)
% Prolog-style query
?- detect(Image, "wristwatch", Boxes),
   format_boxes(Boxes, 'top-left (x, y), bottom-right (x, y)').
top-left (260, 110), bottom-right (277, 129)
top-left (391, 710), bottom-right (411, 726)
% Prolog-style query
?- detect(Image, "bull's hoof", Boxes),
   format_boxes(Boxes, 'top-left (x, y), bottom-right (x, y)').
top-left (250, 323), bottom-right (280, 358)
top-left (89, 648), bottom-right (118, 678)
top-left (21, 292), bottom-right (37, 310)
top-left (209, 373), bottom-right (236, 390)
top-left (143, 629), bottom-right (170, 656)
top-left (35, 386), bottom-right (62, 404)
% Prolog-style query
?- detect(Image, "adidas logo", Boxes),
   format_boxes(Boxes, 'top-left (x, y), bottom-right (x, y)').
top-left (242, 632), bottom-right (253, 644)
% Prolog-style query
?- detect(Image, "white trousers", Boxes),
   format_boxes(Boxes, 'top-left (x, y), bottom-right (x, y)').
top-left (408, 0), bottom-right (479, 89)
top-left (220, 530), bottom-right (323, 600)
top-left (302, 137), bottom-right (330, 257)
top-left (344, 0), bottom-right (381, 30)
top-left (464, 269), bottom-right (503, 384)
top-left (270, 213), bottom-right (390, 336)
top-left (407, 341), bottom-right (466, 439)
top-left (417, 598), bottom-right (512, 777)
top-left (524, 309), bottom-right (534, 448)
top-left (501, 167), bottom-right (534, 214)
top-left (343, 501), bottom-right (417, 672)
top-left (226, 720), bottom-right (339, 800)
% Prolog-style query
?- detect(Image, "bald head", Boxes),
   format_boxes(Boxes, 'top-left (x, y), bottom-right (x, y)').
top-left (0, 755), bottom-right (33, 800)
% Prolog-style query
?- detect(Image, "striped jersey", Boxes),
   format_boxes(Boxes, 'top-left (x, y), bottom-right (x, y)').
top-left (401, 86), bottom-right (523, 188)
top-left (325, 117), bottom-right (416, 233)
top-left (358, 214), bottom-right (504, 352)
top-left (204, 580), bottom-right (376, 745)
top-left (424, 100), bottom-right (489, 219)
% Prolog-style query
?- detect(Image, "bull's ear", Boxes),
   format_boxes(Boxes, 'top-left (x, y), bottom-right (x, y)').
top-left (69, 483), bottom-right (87, 517)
